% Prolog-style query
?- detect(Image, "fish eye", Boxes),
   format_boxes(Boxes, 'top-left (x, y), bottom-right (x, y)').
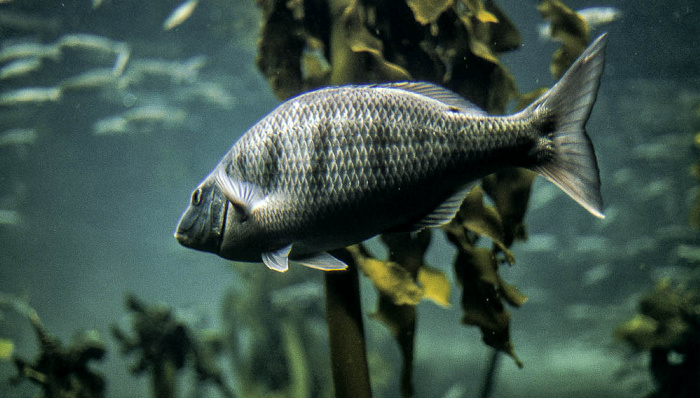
top-left (191, 188), bottom-right (202, 206)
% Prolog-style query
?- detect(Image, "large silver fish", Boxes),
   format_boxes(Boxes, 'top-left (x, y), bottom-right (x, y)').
top-left (175, 34), bottom-right (608, 272)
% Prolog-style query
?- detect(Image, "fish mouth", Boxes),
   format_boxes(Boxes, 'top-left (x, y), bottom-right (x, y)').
top-left (174, 229), bottom-right (202, 249)
top-left (174, 219), bottom-right (204, 250)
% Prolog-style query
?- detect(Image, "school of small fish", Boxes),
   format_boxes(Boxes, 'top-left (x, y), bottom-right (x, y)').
top-left (0, 0), bottom-right (234, 228)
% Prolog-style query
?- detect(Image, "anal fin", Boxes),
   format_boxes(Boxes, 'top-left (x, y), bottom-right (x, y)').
top-left (391, 186), bottom-right (470, 233)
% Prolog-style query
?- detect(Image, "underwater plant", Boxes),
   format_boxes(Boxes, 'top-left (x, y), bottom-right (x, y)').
top-left (615, 279), bottom-right (700, 398)
top-left (256, 0), bottom-right (521, 114)
top-left (232, 0), bottom-right (594, 396)
top-left (689, 102), bottom-right (700, 228)
top-left (1, 293), bottom-right (106, 398)
top-left (111, 294), bottom-right (234, 398)
top-left (616, 95), bottom-right (700, 398)
top-left (221, 267), bottom-right (335, 397)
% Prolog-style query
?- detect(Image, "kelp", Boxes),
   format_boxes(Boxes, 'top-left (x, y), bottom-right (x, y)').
top-left (324, 251), bottom-right (373, 398)
top-left (255, 0), bottom-right (307, 100)
top-left (221, 266), bottom-right (335, 398)
top-left (0, 294), bottom-right (106, 398)
top-left (111, 294), bottom-right (234, 398)
top-left (617, 103), bottom-right (700, 398)
top-left (347, 232), bottom-right (450, 397)
top-left (615, 279), bottom-right (700, 398)
top-left (444, 187), bottom-right (527, 366)
top-left (342, 185), bottom-right (527, 395)
top-left (447, 185), bottom-right (514, 261)
top-left (689, 104), bottom-right (700, 228)
top-left (250, 0), bottom-right (593, 396)
top-left (255, 0), bottom-right (519, 113)
top-left (0, 337), bottom-right (14, 359)
top-left (537, 0), bottom-right (589, 79)
top-left (482, 169), bottom-right (537, 247)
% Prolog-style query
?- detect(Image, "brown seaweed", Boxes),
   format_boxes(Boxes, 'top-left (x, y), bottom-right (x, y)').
top-left (255, 0), bottom-right (520, 113)
top-left (1, 294), bottom-right (106, 398)
top-left (616, 279), bottom-right (700, 398)
top-left (250, 0), bottom-right (596, 395)
top-left (537, 0), bottom-right (589, 79)
top-left (111, 294), bottom-right (234, 398)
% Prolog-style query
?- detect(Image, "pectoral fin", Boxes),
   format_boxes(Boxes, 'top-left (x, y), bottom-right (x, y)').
top-left (296, 252), bottom-right (348, 271)
top-left (262, 244), bottom-right (292, 272)
top-left (214, 164), bottom-right (266, 215)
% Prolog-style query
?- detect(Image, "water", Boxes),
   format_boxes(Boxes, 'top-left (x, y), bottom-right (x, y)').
top-left (0, 0), bottom-right (698, 397)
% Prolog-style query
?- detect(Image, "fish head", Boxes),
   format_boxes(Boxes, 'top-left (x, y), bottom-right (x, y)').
top-left (174, 177), bottom-right (227, 254)
top-left (174, 173), bottom-right (265, 262)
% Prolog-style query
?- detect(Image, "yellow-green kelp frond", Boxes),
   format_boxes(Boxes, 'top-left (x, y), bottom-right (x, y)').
top-left (615, 279), bottom-right (698, 352)
top-left (346, 230), bottom-right (451, 397)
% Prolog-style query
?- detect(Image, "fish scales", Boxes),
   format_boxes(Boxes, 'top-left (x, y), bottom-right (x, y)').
top-left (222, 86), bottom-right (531, 251)
top-left (175, 34), bottom-right (609, 272)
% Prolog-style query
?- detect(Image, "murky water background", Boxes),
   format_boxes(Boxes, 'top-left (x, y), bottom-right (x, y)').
top-left (1, 1), bottom-right (698, 397)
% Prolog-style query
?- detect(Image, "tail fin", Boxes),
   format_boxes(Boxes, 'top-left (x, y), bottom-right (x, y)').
top-left (524, 34), bottom-right (608, 218)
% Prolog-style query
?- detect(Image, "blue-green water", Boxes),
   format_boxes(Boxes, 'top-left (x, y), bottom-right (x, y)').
top-left (1, 1), bottom-right (698, 397)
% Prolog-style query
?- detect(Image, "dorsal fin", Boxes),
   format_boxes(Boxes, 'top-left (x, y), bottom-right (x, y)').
top-left (375, 81), bottom-right (487, 115)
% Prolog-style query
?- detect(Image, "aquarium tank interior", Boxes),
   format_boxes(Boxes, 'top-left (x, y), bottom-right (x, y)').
top-left (1, 0), bottom-right (699, 397)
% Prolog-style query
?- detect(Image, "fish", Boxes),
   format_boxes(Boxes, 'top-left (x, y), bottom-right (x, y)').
top-left (539, 6), bottom-right (621, 40)
top-left (93, 115), bottom-right (128, 136)
top-left (174, 34), bottom-right (608, 272)
top-left (57, 34), bottom-right (121, 53)
top-left (0, 10), bottom-right (61, 34)
top-left (123, 105), bottom-right (187, 125)
top-left (163, 0), bottom-right (199, 31)
top-left (112, 43), bottom-right (130, 76)
top-left (92, 105), bottom-right (187, 136)
top-left (0, 42), bottom-right (60, 63)
top-left (0, 57), bottom-right (41, 80)
top-left (0, 209), bottom-right (22, 226)
top-left (577, 6), bottom-right (623, 29)
top-left (57, 34), bottom-right (131, 75)
top-left (121, 56), bottom-right (207, 87)
top-left (59, 68), bottom-right (118, 91)
top-left (0, 87), bottom-right (61, 106)
top-left (176, 82), bottom-right (236, 109)
top-left (0, 128), bottom-right (37, 147)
